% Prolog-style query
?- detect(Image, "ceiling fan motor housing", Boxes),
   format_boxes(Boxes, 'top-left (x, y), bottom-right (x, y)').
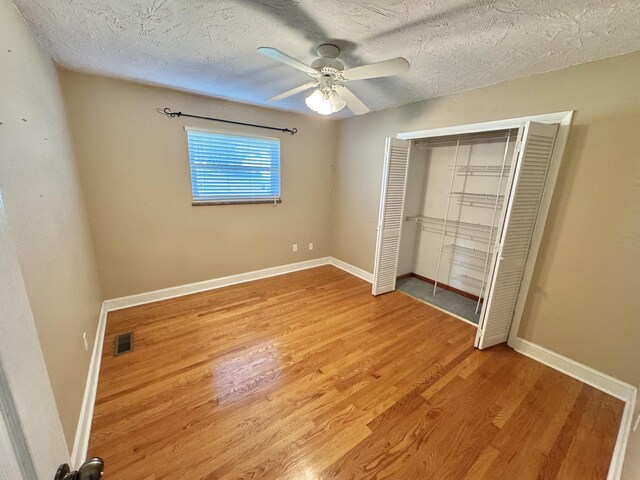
top-left (311, 57), bottom-right (344, 71)
top-left (318, 73), bottom-right (335, 90)
top-left (312, 43), bottom-right (344, 71)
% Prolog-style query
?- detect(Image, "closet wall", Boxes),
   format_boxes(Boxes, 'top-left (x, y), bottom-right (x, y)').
top-left (398, 135), bottom-right (516, 299)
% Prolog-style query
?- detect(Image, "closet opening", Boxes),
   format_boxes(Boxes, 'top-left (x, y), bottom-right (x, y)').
top-left (397, 129), bottom-right (518, 325)
top-left (372, 112), bottom-right (573, 349)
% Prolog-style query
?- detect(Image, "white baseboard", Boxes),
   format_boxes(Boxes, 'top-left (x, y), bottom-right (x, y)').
top-left (611, 391), bottom-right (637, 480)
top-left (74, 258), bottom-right (337, 464)
top-left (104, 257), bottom-right (334, 311)
top-left (69, 257), bottom-right (368, 466)
top-left (76, 263), bottom-right (635, 478)
top-left (509, 338), bottom-right (636, 401)
top-left (510, 337), bottom-right (637, 480)
top-left (329, 257), bottom-right (373, 283)
top-left (71, 304), bottom-right (108, 468)
top-left (102, 257), bottom-right (373, 312)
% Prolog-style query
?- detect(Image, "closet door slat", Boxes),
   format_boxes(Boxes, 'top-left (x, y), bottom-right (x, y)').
top-left (475, 121), bottom-right (559, 349)
top-left (372, 138), bottom-right (411, 295)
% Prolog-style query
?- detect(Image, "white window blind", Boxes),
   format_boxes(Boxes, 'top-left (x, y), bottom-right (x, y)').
top-left (186, 129), bottom-right (281, 204)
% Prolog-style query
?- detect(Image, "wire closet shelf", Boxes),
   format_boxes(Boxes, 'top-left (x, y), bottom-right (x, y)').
top-left (405, 215), bottom-right (497, 242)
top-left (450, 165), bottom-right (511, 176)
top-left (453, 274), bottom-right (485, 292)
top-left (444, 244), bottom-right (494, 272)
top-left (450, 192), bottom-right (505, 208)
top-left (410, 128), bottom-right (515, 313)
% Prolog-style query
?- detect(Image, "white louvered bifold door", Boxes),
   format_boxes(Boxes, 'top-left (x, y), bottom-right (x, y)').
top-left (372, 138), bottom-right (411, 295)
top-left (475, 121), bottom-right (559, 349)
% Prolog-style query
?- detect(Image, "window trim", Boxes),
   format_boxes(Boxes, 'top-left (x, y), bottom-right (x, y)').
top-left (192, 199), bottom-right (283, 207)
top-left (184, 126), bottom-right (282, 206)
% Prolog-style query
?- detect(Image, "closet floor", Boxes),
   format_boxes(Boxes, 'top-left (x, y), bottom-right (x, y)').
top-left (397, 276), bottom-right (480, 324)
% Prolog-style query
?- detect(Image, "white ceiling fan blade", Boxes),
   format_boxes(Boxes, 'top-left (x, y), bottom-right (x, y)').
top-left (268, 81), bottom-right (319, 102)
top-left (257, 47), bottom-right (317, 75)
top-left (342, 57), bottom-right (410, 81)
top-left (335, 86), bottom-right (370, 115)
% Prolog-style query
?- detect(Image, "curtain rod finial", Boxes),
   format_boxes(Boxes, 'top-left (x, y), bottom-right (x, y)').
top-left (163, 108), bottom-right (181, 118)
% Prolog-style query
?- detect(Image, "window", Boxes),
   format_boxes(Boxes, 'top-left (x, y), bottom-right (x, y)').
top-left (186, 129), bottom-right (281, 205)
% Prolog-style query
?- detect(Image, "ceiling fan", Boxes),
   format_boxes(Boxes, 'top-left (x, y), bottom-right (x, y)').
top-left (258, 44), bottom-right (410, 116)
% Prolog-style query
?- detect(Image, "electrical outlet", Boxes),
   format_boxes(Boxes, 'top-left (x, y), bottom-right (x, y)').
top-left (308, 243), bottom-right (314, 251)
top-left (83, 332), bottom-right (88, 351)
top-left (292, 243), bottom-right (298, 252)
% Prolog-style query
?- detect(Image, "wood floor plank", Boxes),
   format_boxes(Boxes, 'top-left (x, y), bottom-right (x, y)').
top-left (88, 265), bottom-right (624, 479)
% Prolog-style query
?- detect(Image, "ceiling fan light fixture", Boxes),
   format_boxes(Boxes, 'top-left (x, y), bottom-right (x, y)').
top-left (305, 89), bottom-right (328, 114)
top-left (305, 88), bottom-right (346, 115)
top-left (259, 46), bottom-right (409, 116)
top-left (328, 89), bottom-right (347, 112)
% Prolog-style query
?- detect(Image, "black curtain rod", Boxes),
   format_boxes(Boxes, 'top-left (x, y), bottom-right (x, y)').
top-left (162, 108), bottom-right (297, 135)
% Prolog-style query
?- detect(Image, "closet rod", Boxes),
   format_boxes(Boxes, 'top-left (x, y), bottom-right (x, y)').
top-left (162, 108), bottom-right (298, 135)
top-left (414, 128), bottom-right (519, 147)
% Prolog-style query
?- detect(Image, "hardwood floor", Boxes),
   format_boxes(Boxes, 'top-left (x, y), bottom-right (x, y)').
top-left (89, 265), bottom-right (623, 479)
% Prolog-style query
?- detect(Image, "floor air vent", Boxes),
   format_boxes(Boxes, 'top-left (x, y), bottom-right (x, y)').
top-left (114, 332), bottom-right (133, 356)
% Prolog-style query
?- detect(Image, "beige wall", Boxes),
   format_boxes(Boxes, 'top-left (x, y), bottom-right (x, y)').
top-left (60, 71), bottom-right (337, 299)
top-left (0, 0), bottom-right (103, 449)
top-left (331, 52), bottom-right (640, 387)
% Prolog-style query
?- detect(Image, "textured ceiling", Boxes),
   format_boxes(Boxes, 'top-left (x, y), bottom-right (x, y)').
top-left (13, 0), bottom-right (640, 117)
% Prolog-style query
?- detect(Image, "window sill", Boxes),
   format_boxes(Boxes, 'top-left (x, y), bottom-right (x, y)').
top-left (192, 199), bottom-right (282, 206)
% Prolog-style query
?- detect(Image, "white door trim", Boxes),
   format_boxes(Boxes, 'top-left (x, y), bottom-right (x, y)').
top-left (506, 111), bottom-right (574, 345)
top-left (396, 111), bottom-right (572, 140)
top-left (71, 305), bottom-right (108, 468)
top-left (0, 196), bottom-right (69, 478)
